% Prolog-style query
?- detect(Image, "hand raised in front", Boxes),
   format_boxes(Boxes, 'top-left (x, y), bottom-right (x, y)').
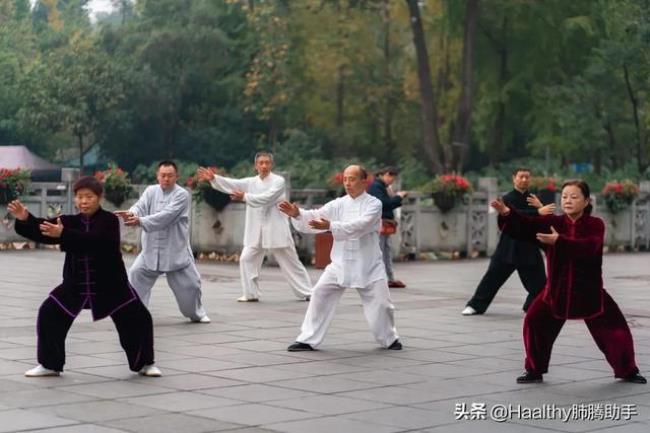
top-left (526, 193), bottom-right (543, 209)
top-left (40, 218), bottom-right (64, 238)
top-left (537, 203), bottom-right (556, 216)
top-left (230, 190), bottom-right (245, 202)
top-left (196, 167), bottom-right (216, 183)
top-left (308, 218), bottom-right (330, 230)
top-left (278, 201), bottom-right (300, 218)
top-left (536, 226), bottom-right (559, 245)
top-left (7, 200), bottom-right (29, 221)
top-left (490, 197), bottom-right (511, 216)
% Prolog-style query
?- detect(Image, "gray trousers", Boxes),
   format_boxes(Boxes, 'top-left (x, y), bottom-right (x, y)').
top-left (379, 234), bottom-right (395, 281)
top-left (129, 254), bottom-right (207, 321)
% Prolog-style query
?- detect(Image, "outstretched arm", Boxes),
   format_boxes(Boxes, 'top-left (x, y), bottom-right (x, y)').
top-left (209, 174), bottom-right (250, 194)
top-left (279, 201), bottom-right (334, 234)
top-left (137, 190), bottom-right (189, 232)
top-left (492, 198), bottom-right (554, 243)
top-left (245, 177), bottom-right (286, 207)
top-left (329, 200), bottom-right (382, 240)
top-left (555, 219), bottom-right (604, 258)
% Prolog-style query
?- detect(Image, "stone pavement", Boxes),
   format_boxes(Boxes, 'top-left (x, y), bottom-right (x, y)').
top-left (0, 250), bottom-right (649, 433)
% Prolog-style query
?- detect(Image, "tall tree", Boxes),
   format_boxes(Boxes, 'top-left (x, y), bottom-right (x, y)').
top-left (405, 0), bottom-right (444, 173)
top-left (451, 0), bottom-right (479, 172)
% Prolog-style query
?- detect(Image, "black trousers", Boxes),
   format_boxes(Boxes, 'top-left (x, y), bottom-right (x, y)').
top-left (466, 257), bottom-right (546, 314)
top-left (36, 297), bottom-right (154, 372)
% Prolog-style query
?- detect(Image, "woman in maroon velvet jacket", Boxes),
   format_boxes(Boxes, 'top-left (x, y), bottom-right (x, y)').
top-left (492, 180), bottom-right (646, 384)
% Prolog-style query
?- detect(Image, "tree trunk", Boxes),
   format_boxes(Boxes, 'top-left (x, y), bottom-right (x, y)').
top-left (78, 133), bottom-right (84, 175)
top-left (336, 64), bottom-right (345, 130)
top-left (405, 0), bottom-right (444, 174)
top-left (593, 148), bottom-right (602, 175)
top-left (382, 0), bottom-right (394, 162)
top-left (604, 120), bottom-right (623, 170)
top-left (452, 0), bottom-right (480, 173)
top-left (488, 18), bottom-right (509, 167)
top-left (623, 64), bottom-right (648, 173)
top-left (268, 116), bottom-right (279, 152)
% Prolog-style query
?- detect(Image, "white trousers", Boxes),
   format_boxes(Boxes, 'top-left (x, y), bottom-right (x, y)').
top-left (129, 254), bottom-right (207, 321)
top-left (239, 246), bottom-right (312, 299)
top-left (296, 267), bottom-right (399, 348)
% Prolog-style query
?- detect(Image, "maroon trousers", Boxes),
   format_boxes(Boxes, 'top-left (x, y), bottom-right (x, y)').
top-left (523, 290), bottom-right (639, 378)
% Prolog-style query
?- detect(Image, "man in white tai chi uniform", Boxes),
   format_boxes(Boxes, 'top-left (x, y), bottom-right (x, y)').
top-left (117, 161), bottom-right (210, 323)
top-left (279, 164), bottom-right (401, 351)
top-left (197, 152), bottom-right (312, 302)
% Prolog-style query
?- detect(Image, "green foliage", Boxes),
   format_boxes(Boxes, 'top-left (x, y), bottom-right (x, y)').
top-left (1, 0), bottom-right (650, 191)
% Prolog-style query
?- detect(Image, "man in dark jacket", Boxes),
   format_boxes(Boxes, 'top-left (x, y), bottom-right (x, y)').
top-left (368, 167), bottom-right (408, 288)
top-left (462, 168), bottom-right (555, 315)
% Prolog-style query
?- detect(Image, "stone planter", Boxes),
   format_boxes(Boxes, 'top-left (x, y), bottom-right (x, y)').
top-left (432, 192), bottom-right (456, 213)
top-left (0, 187), bottom-right (17, 205)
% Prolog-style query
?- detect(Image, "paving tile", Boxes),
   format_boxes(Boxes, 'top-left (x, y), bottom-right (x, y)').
top-left (265, 416), bottom-right (401, 433)
top-left (266, 394), bottom-right (390, 415)
top-left (198, 383), bottom-right (316, 403)
top-left (121, 391), bottom-right (239, 411)
top-left (0, 409), bottom-right (78, 432)
top-left (36, 400), bottom-right (163, 423)
top-left (187, 403), bottom-right (315, 425)
top-left (103, 412), bottom-right (243, 433)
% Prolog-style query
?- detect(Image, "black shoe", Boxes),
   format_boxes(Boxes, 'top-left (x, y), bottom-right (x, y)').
top-left (516, 371), bottom-right (543, 384)
top-left (287, 342), bottom-right (314, 352)
top-left (623, 373), bottom-right (647, 384)
top-left (387, 339), bottom-right (402, 350)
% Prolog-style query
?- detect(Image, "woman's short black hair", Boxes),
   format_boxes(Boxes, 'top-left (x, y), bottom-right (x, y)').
top-left (73, 176), bottom-right (104, 196)
top-left (561, 179), bottom-right (593, 215)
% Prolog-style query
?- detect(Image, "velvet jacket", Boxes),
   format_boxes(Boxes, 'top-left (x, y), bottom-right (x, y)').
top-left (15, 208), bottom-right (138, 320)
top-left (492, 189), bottom-right (544, 266)
top-left (499, 210), bottom-right (605, 319)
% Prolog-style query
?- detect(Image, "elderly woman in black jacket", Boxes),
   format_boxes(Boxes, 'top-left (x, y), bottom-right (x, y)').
top-left (8, 176), bottom-right (161, 377)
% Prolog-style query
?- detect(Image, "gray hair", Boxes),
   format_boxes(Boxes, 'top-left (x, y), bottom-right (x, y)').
top-left (254, 151), bottom-right (274, 163)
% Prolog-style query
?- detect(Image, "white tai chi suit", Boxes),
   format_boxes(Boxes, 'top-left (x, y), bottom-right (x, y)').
top-left (291, 192), bottom-right (399, 348)
top-left (209, 172), bottom-right (312, 300)
top-left (127, 184), bottom-right (207, 321)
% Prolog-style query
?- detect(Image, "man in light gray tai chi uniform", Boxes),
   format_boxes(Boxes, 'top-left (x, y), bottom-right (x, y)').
top-left (117, 160), bottom-right (210, 323)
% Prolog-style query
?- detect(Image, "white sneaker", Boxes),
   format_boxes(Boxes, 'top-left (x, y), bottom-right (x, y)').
top-left (237, 296), bottom-right (259, 302)
top-left (461, 306), bottom-right (478, 316)
top-left (24, 364), bottom-right (60, 377)
top-left (138, 364), bottom-right (162, 377)
top-left (194, 315), bottom-right (210, 323)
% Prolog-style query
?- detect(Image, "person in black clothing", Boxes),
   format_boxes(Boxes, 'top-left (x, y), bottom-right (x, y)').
top-left (7, 176), bottom-right (161, 377)
top-left (462, 168), bottom-right (555, 315)
top-left (367, 167), bottom-right (408, 288)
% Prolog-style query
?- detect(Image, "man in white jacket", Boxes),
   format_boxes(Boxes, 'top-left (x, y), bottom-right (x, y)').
top-left (279, 165), bottom-right (401, 351)
top-left (197, 153), bottom-right (312, 302)
top-left (117, 161), bottom-right (209, 323)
